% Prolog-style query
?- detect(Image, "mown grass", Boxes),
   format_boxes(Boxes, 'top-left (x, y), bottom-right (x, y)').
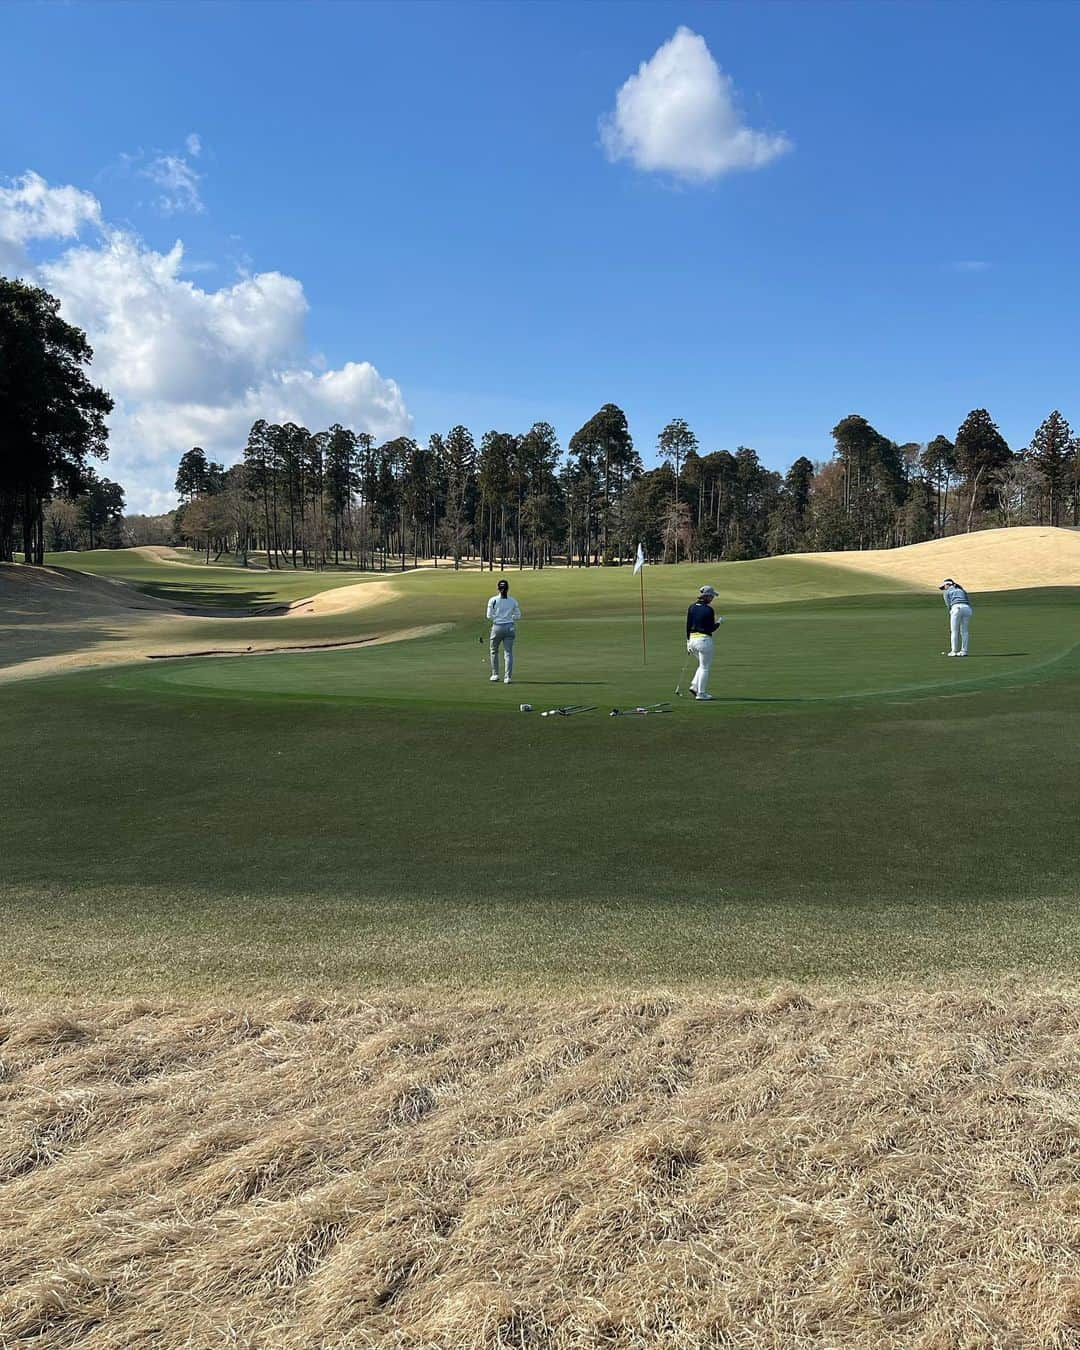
top-left (3, 601), bottom-right (1080, 996)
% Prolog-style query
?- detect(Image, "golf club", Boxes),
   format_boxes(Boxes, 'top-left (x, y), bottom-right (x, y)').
top-left (674, 650), bottom-right (693, 697)
top-left (609, 702), bottom-right (672, 717)
top-left (540, 704), bottom-right (596, 717)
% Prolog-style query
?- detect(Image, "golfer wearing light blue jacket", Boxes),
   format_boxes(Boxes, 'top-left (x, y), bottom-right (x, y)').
top-left (939, 578), bottom-right (973, 656)
top-left (487, 578), bottom-right (522, 683)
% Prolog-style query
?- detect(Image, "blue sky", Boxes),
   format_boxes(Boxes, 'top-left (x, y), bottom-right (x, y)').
top-left (2, 0), bottom-right (1078, 509)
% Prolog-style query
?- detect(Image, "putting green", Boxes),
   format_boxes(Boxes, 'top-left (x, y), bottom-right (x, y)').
top-left (109, 589), bottom-right (1076, 710)
top-left (5, 546), bottom-right (1080, 995)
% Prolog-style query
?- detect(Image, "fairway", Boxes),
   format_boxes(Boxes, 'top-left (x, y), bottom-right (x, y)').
top-left (3, 534), bottom-right (1080, 997)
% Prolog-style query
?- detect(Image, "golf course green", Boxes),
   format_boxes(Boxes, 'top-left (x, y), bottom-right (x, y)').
top-left (4, 545), bottom-right (1079, 996)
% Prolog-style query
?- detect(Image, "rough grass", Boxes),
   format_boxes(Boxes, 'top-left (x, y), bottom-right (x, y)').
top-left (3, 989), bottom-right (1080, 1348)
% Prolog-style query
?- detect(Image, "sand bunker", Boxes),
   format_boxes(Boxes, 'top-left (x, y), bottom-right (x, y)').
top-left (0, 562), bottom-right (410, 684)
top-left (799, 525), bottom-right (1080, 592)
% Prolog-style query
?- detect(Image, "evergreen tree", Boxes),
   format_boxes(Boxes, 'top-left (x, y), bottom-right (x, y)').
top-left (954, 409), bottom-right (1012, 531)
top-left (324, 424), bottom-right (358, 564)
top-left (919, 435), bottom-right (957, 536)
top-left (657, 418), bottom-right (699, 564)
top-left (568, 404), bottom-right (638, 563)
top-left (440, 425), bottom-right (476, 569)
top-left (0, 277), bottom-right (113, 562)
top-left (767, 456), bottom-right (814, 555)
top-left (174, 447), bottom-right (210, 502)
top-left (1027, 410), bottom-right (1073, 526)
top-left (242, 420), bottom-right (278, 567)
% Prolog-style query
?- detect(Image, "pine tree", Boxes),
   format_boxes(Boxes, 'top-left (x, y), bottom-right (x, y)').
top-left (1027, 410), bottom-right (1073, 526)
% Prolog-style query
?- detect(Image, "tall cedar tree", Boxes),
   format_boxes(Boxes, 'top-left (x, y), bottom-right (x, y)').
top-left (954, 409), bottom-right (1012, 531)
top-left (657, 418), bottom-right (699, 564)
top-left (1027, 410), bottom-right (1073, 527)
top-left (568, 404), bottom-right (637, 564)
top-left (919, 435), bottom-right (957, 536)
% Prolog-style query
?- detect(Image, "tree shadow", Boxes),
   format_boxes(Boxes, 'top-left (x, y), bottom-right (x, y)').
top-left (132, 580), bottom-right (291, 613)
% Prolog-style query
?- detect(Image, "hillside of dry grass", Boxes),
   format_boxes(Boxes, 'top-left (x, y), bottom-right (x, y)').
top-left (3, 990), bottom-right (1079, 1348)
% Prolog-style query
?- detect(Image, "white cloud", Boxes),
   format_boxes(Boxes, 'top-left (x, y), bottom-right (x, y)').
top-left (0, 171), bottom-right (102, 243)
top-left (0, 171), bottom-right (102, 274)
top-left (185, 132), bottom-right (202, 158)
top-left (143, 152), bottom-right (204, 215)
top-left (600, 27), bottom-right (791, 183)
top-left (42, 235), bottom-right (307, 404)
top-left (9, 173), bottom-right (411, 512)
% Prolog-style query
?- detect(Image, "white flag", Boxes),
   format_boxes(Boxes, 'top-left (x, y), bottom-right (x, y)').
top-left (633, 542), bottom-right (645, 575)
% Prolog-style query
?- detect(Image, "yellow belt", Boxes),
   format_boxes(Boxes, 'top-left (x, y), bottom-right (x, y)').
top-left (690, 632), bottom-right (712, 637)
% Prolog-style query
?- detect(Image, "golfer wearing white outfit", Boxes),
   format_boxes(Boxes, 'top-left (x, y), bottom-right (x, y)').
top-left (685, 584), bottom-right (723, 700)
top-left (939, 578), bottom-right (972, 656)
top-left (487, 578), bottom-right (521, 683)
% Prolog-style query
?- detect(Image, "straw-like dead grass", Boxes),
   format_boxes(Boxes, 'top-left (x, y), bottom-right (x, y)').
top-left (797, 525), bottom-right (1080, 592)
top-left (2, 990), bottom-right (1079, 1348)
top-left (0, 562), bottom-right (410, 683)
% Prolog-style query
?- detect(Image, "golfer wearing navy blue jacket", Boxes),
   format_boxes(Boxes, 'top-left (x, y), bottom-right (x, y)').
top-left (685, 584), bottom-right (723, 700)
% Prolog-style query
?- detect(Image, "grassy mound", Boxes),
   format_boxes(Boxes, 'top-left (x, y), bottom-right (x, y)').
top-left (799, 524), bottom-right (1080, 591)
top-left (3, 991), bottom-right (1079, 1348)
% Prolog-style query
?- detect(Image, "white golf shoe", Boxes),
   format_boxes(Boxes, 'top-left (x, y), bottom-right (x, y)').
top-left (489, 674), bottom-right (499, 682)
top-left (503, 676), bottom-right (512, 684)
top-left (695, 693), bottom-right (715, 701)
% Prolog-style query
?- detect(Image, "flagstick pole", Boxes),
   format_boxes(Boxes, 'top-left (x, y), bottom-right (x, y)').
top-left (640, 563), bottom-right (647, 664)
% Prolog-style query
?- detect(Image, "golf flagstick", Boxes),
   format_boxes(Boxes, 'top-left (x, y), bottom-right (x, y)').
top-left (633, 541), bottom-right (646, 664)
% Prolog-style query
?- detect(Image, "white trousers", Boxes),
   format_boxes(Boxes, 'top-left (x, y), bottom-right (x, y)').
top-left (689, 635), bottom-right (713, 696)
top-left (490, 623), bottom-right (515, 678)
top-left (949, 603), bottom-right (972, 655)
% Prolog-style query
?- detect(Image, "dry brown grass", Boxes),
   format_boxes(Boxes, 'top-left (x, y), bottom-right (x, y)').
top-left (2, 989), bottom-right (1079, 1348)
top-left (796, 525), bottom-right (1080, 592)
top-left (0, 562), bottom-right (417, 683)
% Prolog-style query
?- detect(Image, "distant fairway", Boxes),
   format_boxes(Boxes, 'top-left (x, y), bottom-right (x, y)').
top-left (3, 531), bottom-right (1080, 996)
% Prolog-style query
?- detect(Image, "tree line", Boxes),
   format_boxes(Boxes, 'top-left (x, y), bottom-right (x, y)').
top-left (6, 274), bottom-right (1080, 570)
top-left (161, 405), bottom-right (1080, 570)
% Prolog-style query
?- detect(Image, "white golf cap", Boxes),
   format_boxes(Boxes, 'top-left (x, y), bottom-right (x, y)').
top-left (939, 578), bottom-right (956, 589)
top-left (698, 584), bottom-right (718, 597)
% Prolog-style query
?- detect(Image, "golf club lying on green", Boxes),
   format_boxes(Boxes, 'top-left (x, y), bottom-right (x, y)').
top-left (609, 702), bottom-right (672, 717)
top-left (540, 704), bottom-right (597, 717)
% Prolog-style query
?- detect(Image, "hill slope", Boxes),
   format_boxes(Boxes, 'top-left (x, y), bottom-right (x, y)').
top-left (795, 525), bottom-right (1080, 591)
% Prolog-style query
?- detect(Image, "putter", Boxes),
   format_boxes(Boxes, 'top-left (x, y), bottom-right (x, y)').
top-left (541, 704), bottom-right (595, 717)
top-left (610, 702), bottom-right (672, 717)
top-left (674, 651), bottom-right (693, 697)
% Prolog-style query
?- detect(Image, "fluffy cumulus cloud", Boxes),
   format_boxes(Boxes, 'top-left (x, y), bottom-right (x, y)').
top-left (0, 170), bottom-right (411, 512)
top-left (0, 171), bottom-right (102, 273)
top-left (600, 27), bottom-right (791, 183)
